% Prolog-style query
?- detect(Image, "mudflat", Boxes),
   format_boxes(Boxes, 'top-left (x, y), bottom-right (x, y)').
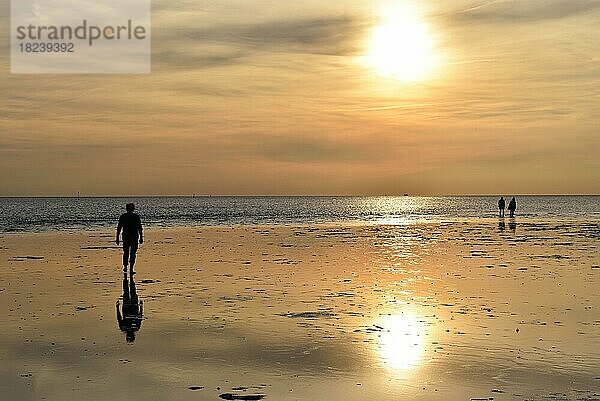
top-left (1, 221), bottom-right (599, 400)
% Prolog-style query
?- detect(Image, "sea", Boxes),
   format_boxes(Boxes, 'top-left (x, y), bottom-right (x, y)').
top-left (0, 196), bottom-right (598, 232)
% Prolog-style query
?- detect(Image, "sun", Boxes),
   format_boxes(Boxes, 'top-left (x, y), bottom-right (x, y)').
top-left (366, 3), bottom-right (437, 83)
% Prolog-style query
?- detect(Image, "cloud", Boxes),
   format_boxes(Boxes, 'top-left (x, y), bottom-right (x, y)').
top-left (154, 16), bottom-right (365, 65)
top-left (153, 49), bottom-right (246, 69)
top-left (453, 0), bottom-right (600, 23)
top-left (206, 17), bottom-right (362, 54)
top-left (242, 132), bottom-right (380, 163)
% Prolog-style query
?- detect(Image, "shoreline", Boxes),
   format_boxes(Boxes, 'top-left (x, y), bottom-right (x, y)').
top-left (1, 214), bottom-right (599, 236)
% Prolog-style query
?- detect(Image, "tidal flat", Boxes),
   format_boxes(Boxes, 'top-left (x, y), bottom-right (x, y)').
top-left (1, 221), bottom-right (599, 400)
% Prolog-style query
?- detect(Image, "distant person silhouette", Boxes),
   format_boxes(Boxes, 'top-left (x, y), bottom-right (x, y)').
top-left (508, 197), bottom-right (517, 218)
top-left (116, 274), bottom-right (143, 343)
top-left (116, 203), bottom-right (143, 274)
top-left (498, 197), bottom-right (505, 217)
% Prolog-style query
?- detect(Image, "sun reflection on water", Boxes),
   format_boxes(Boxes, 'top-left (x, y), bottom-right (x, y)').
top-left (376, 312), bottom-right (426, 371)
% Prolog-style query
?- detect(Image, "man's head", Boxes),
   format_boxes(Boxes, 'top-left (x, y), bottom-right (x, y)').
top-left (126, 203), bottom-right (135, 213)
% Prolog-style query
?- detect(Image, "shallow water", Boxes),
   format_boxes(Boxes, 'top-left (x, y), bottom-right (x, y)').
top-left (1, 221), bottom-right (599, 400)
top-left (1, 196), bottom-right (599, 232)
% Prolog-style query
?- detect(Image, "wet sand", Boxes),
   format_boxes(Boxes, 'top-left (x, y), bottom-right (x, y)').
top-left (1, 221), bottom-right (599, 400)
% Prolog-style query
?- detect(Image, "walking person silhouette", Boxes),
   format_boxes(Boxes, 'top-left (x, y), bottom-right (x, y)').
top-left (116, 203), bottom-right (143, 274)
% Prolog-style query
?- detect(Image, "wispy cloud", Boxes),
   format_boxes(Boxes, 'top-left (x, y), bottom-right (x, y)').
top-left (453, 0), bottom-right (600, 23)
top-left (152, 16), bottom-right (365, 70)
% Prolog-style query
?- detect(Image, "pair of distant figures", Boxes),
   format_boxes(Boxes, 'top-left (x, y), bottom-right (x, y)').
top-left (498, 197), bottom-right (516, 218)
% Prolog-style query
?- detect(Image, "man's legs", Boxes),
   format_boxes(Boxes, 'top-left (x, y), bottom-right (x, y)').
top-left (122, 243), bottom-right (130, 270)
top-left (129, 242), bottom-right (139, 272)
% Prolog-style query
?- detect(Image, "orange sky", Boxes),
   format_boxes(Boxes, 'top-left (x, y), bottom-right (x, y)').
top-left (1, 0), bottom-right (599, 195)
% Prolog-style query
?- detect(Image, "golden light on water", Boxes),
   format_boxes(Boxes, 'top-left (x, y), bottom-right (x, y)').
top-left (366, 2), bottom-right (437, 83)
top-left (376, 312), bottom-right (426, 370)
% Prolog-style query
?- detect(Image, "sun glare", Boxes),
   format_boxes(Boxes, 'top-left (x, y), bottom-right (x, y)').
top-left (366, 2), bottom-right (437, 83)
top-left (377, 312), bottom-right (426, 370)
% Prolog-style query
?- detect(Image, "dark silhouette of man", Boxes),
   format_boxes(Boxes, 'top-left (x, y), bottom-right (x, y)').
top-left (116, 274), bottom-right (143, 343)
top-left (116, 203), bottom-right (143, 274)
top-left (508, 197), bottom-right (517, 218)
top-left (498, 197), bottom-right (505, 217)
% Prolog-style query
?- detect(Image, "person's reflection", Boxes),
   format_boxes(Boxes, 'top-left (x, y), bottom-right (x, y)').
top-left (116, 274), bottom-right (143, 343)
top-left (498, 218), bottom-right (506, 231)
top-left (509, 218), bottom-right (517, 234)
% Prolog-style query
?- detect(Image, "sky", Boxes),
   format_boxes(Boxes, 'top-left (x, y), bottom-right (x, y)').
top-left (0, 0), bottom-right (599, 195)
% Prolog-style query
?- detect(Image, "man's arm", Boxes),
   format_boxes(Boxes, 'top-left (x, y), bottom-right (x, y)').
top-left (137, 215), bottom-right (143, 244)
top-left (116, 216), bottom-right (122, 245)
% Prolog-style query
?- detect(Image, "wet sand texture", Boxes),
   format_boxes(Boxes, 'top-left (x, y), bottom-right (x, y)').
top-left (1, 222), bottom-right (599, 400)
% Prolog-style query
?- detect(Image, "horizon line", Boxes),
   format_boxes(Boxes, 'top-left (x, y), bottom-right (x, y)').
top-left (1, 194), bottom-right (599, 198)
